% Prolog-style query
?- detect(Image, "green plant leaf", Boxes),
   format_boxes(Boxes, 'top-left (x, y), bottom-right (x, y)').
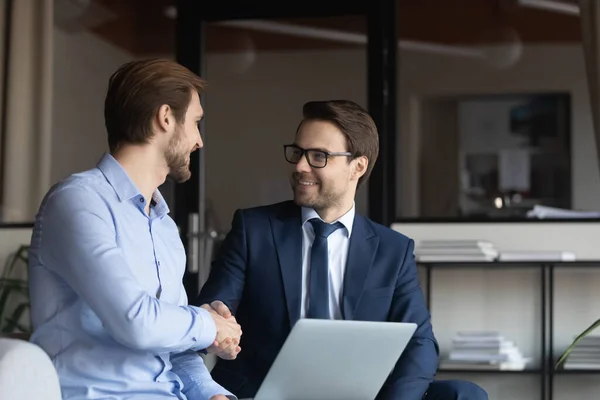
top-left (555, 318), bottom-right (600, 368)
top-left (0, 278), bottom-right (28, 287)
top-left (1, 245), bottom-right (29, 279)
top-left (2, 255), bottom-right (16, 278)
top-left (0, 245), bottom-right (30, 333)
top-left (2, 317), bottom-right (30, 333)
top-left (15, 246), bottom-right (29, 266)
top-left (1, 302), bottom-right (30, 333)
top-left (0, 287), bottom-right (13, 323)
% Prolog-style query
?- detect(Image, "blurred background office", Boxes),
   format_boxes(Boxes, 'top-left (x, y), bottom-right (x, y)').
top-left (2, 0), bottom-right (600, 399)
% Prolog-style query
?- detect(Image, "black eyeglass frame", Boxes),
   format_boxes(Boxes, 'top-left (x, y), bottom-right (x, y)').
top-left (283, 144), bottom-right (354, 169)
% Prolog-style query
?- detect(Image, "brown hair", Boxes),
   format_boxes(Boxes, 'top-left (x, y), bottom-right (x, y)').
top-left (301, 100), bottom-right (379, 187)
top-left (104, 58), bottom-right (206, 152)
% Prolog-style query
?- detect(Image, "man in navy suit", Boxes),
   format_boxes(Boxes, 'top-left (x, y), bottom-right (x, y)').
top-left (195, 100), bottom-right (488, 400)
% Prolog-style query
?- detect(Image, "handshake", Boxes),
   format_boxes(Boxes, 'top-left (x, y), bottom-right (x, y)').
top-left (201, 300), bottom-right (242, 360)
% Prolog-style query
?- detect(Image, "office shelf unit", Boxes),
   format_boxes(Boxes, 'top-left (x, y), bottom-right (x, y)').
top-left (548, 261), bottom-right (600, 399)
top-left (418, 260), bottom-right (600, 400)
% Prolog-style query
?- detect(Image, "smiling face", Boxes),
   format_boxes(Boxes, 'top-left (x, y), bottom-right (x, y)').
top-left (289, 119), bottom-right (367, 221)
top-left (164, 90), bottom-right (204, 182)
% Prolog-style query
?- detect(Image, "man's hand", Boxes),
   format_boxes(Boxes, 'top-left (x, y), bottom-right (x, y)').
top-left (207, 337), bottom-right (241, 360)
top-left (210, 395), bottom-right (229, 400)
top-left (201, 301), bottom-right (242, 360)
top-left (209, 300), bottom-right (233, 319)
top-left (201, 301), bottom-right (242, 342)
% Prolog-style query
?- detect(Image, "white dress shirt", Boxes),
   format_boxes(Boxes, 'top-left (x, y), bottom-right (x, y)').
top-left (300, 203), bottom-right (355, 320)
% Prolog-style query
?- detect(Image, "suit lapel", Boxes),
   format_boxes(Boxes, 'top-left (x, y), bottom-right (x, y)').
top-left (271, 203), bottom-right (303, 327)
top-left (342, 214), bottom-right (379, 320)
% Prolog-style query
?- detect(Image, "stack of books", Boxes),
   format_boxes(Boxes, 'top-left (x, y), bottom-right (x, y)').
top-left (415, 240), bottom-right (498, 262)
top-left (440, 331), bottom-right (530, 371)
top-left (498, 250), bottom-right (576, 262)
top-left (561, 335), bottom-right (600, 370)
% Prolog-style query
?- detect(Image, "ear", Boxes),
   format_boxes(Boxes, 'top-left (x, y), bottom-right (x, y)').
top-left (351, 156), bottom-right (368, 181)
top-left (155, 104), bottom-right (175, 134)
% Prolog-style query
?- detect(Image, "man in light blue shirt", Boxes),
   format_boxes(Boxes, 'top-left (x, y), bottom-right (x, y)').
top-left (28, 59), bottom-right (241, 400)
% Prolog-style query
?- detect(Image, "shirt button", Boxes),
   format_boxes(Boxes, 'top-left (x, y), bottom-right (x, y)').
top-left (157, 261), bottom-right (161, 266)
top-left (139, 197), bottom-right (144, 203)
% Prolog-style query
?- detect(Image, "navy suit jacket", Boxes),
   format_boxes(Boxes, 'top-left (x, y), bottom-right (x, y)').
top-left (195, 201), bottom-right (439, 400)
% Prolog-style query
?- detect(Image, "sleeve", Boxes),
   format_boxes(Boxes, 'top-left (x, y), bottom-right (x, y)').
top-left (377, 239), bottom-right (439, 400)
top-left (40, 185), bottom-right (216, 354)
top-left (193, 209), bottom-right (247, 313)
top-left (170, 351), bottom-right (237, 400)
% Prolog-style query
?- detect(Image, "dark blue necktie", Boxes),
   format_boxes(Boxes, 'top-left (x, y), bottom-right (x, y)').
top-left (307, 218), bottom-right (343, 319)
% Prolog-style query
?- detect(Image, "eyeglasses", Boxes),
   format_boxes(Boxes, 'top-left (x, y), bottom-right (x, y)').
top-left (283, 144), bottom-right (353, 168)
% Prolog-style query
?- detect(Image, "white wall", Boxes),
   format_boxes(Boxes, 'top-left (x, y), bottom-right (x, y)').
top-left (51, 28), bottom-right (137, 184)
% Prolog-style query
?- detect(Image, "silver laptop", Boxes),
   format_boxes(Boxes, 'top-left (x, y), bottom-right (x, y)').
top-left (249, 318), bottom-right (417, 400)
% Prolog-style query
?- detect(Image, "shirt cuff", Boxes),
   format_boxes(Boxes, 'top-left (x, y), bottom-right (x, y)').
top-left (191, 306), bottom-right (217, 351)
top-left (197, 384), bottom-right (237, 400)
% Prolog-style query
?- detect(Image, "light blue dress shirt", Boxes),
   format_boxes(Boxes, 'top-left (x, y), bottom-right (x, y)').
top-left (28, 153), bottom-right (235, 400)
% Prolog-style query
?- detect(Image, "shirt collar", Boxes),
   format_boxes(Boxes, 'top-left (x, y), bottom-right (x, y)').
top-left (301, 202), bottom-right (355, 237)
top-left (97, 152), bottom-right (170, 217)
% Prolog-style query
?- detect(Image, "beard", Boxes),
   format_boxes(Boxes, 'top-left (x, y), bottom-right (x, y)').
top-left (165, 130), bottom-right (191, 183)
top-left (290, 172), bottom-right (340, 211)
